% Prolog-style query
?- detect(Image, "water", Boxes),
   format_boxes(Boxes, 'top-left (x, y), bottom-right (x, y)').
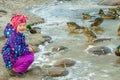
top-left (25, 0), bottom-right (120, 80)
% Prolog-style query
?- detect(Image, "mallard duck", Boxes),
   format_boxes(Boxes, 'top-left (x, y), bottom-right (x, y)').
top-left (98, 9), bottom-right (116, 19)
top-left (26, 25), bottom-right (32, 31)
top-left (26, 25), bottom-right (37, 34)
top-left (82, 13), bottom-right (91, 19)
top-left (32, 27), bottom-right (41, 34)
top-left (118, 26), bottom-right (120, 36)
top-left (116, 6), bottom-right (120, 11)
top-left (108, 8), bottom-right (117, 15)
top-left (81, 27), bottom-right (97, 43)
top-left (98, 9), bottom-right (104, 15)
top-left (90, 17), bottom-right (104, 28)
top-left (30, 29), bottom-right (37, 34)
top-left (67, 22), bottom-right (84, 33)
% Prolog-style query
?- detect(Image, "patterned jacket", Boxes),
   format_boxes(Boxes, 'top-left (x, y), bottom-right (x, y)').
top-left (2, 23), bottom-right (30, 69)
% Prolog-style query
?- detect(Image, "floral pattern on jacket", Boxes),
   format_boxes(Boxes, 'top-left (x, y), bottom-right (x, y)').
top-left (2, 23), bottom-right (30, 69)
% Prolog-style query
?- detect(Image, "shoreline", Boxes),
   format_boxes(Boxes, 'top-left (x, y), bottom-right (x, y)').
top-left (0, 0), bottom-right (51, 80)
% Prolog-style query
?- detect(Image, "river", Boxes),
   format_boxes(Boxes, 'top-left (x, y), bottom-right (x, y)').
top-left (24, 0), bottom-right (120, 80)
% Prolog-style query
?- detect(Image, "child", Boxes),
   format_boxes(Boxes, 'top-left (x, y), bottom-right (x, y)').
top-left (1, 14), bottom-right (34, 77)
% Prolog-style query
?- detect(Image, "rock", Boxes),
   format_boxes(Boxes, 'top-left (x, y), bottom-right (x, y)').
top-left (87, 46), bottom-right (112, 55)
top-left (27, 66), bottom-right (42, 76)
top-left (0, 68), bottom-right (9, 80)
top-left (26, 33), bottom-right (45, 46)
top-left (46, 67), bottom-right (68, 77)
top-left (27, 15), bottom-right (45, 26)
top-left (43, 52), bottom-right (52, 56)
top-left (42, 64), bottom-right (52, 68)
top-left (0, 10), bottom-right (7, 17)
top-left (57, 0), bottom-right (72, 1)
top-left (0, 35), bottom-right (6, 41)
top-left (32, 46), bottom-right (40, 53)
top-left (54, 58), bottom-right (76, 67)
top-left (93, 38), bottom-right (111, 43)
top-left (52, 46), bottom-right (68, 52)
top-left (42, 35), bottom-right (52, 43)
top-left (98, 0), bottom-right (120, 6)
top-left (0, 55), bottom-right (9, 80)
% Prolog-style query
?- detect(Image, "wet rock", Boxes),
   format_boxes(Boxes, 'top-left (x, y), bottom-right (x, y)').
top-left (0, 10), bottom-right (7, 17)
top-left (42, 35), bottom-right (52, 43)
top-left (93, 38), bottom-right (111, 43)
top-left (26, 33), bottom-right (45, 46)
top-left (57, 0), bottom-right (72, 1)
top-left (87, 46), bottom-right (112, 55)
top-left (54, 58), bottom-right (76, 67)
top-left (0, 35), bottom-right (6, 41)
top-left (0, 68), bottom-right (9, 80)
top-left (27, 15), bottom-right (45, 26)
top-left (42, 64), bottom-right (53, 68)
top-left (27, 66), bottom-right (42, 76)
top-left (32, 45), bottom-right (40, 53)
top-left (98, 0), bottom-right (120, 6)
top-left (52, 46), bottom-right (68, 52)
top-left (43, 52), bottom-right (52, 56)
top-left (46, 67), bottom-right (68, 77)
top-left (0, 54), bottom-right (9, 80)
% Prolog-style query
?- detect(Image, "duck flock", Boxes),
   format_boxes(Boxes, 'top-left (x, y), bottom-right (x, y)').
top-left (67, 6), bottom-right (120, 44)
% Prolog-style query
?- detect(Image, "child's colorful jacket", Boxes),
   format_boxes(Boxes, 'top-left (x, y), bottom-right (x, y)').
top-left (2, 23), bottom-right (30, 69)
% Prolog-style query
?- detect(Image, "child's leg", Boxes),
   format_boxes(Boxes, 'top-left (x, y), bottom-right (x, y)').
top-left (12, 52), bottom-right (34, 73)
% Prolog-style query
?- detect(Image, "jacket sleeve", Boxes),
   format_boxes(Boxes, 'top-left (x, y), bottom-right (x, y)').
top-left (7, 34), bottom-right (30, 56)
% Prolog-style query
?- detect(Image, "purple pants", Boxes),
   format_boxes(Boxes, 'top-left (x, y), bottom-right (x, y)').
top-left (12, 52), bottom-right (34, 73)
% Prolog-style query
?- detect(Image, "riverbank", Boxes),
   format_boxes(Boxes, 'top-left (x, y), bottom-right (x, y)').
top-left (0, 0), bottom-right (51, 80)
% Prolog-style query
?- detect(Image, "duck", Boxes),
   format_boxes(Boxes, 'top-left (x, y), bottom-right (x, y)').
top-left (117, 26), bottom-right (120, 36)
top-left (81, 27), bottom-right (97, 43)
top-left (66, 22), bottom-right (84, 33)
top-left (90, 17), bottom-right (104, 29)
top-left (116, 6), bottom-right (120, 11)
top-left (26, 25), bottom-right (39, 34)
top-left (82, 13), bottom-right (91, 20)
top-left (108, 8), bottom-right (120, 18)
top-left (98, 9), bottom-right (116, 19)
top-left (26, 25), bottom-right (32, 31)
top-left (108, 8), bottom-right (117, 15)
top-left (98, 9), bottom-right (104, 15)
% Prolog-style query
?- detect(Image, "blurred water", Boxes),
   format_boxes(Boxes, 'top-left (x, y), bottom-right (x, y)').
top-left (25, 0), bottom-right (120, 80)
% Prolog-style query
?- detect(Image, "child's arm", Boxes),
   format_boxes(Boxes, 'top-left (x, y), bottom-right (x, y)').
top-left (8, 36), bottom-right (30, 55)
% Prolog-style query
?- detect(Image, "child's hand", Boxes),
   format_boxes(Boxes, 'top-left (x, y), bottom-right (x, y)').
top-left (28, 47), bottom-right (34, 52)
top-left (28, 44), bottom-right (34, 52)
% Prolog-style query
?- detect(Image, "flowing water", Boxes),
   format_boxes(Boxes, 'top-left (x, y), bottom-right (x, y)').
top-left (24, 0), bottom-right (120, 80)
